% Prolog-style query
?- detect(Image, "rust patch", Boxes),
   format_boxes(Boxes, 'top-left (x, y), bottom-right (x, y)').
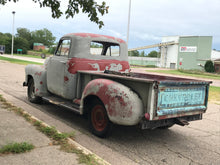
top-left (64, 76), bottom-right (69, 82)
top-left (35, 72), bottom-right (42, 76)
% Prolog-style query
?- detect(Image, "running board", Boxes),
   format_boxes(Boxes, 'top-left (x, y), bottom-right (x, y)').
top-left (42, 96), bottom-right (80, 114)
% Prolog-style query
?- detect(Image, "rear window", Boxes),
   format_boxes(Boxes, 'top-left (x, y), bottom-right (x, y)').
top-left (90, 41), bottom-right (120, 56)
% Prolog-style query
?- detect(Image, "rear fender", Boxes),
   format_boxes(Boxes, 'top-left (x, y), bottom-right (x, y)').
top-left (25, 64), bottom-right (48, 96)
top-left (81, 79), bottom-right (143, 125)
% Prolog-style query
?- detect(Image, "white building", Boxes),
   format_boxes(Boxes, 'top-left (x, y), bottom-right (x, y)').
top-left (161, 36), bottom-right (212, 70)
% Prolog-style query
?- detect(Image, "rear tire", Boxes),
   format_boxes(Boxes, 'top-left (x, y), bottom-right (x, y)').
top-left (88, 99), bottom-right (112, 138)
top-left (28, 78), bottom-right (42, 103)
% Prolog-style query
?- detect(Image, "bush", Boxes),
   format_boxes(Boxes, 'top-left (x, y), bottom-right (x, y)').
top-left (205, 60), bottom-right (215, 73)
top-left (49, 47), bottom-right (56, 54)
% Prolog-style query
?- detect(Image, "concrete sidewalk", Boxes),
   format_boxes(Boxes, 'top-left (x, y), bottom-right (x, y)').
top-left (0, 105), bottom-right (79, 165)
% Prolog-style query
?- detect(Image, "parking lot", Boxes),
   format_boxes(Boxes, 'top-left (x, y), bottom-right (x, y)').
top-left (0, 60), bottom-right (219, 165)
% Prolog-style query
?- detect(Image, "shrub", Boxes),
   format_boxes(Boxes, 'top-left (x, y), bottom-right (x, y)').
top-left (204, 60), bottom-right (215, 73)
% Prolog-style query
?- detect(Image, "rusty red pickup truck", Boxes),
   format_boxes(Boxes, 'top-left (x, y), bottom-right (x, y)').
top-left (23, 33), bottom-right (211, 137)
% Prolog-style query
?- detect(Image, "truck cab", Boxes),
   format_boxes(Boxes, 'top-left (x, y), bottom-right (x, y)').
top-left (46, 33), bottom-right (130, 99)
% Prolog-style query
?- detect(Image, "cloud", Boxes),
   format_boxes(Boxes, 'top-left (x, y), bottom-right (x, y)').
top-left (0, 0), bottom-right (220, 50)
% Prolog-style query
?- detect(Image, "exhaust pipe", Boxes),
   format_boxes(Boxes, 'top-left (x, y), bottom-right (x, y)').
top-left (175, 118), bottom-right (189, 126)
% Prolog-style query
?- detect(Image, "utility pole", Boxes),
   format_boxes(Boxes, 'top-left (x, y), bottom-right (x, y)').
top-left (126, 0), bottom-right (132, 44)
top-left (11, 11), bottom-right (15, 57)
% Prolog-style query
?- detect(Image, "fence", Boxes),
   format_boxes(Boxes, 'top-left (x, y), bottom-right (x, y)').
top-left (128, 56), bottom-right (160, 67)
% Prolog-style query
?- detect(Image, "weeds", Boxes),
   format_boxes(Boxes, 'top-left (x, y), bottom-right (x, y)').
top-left (60, 142), bottom-right (99, 165)
top-left (0, 142), bottom-right (34, 154)
top-left (0, 94), bottom-right (102, 165)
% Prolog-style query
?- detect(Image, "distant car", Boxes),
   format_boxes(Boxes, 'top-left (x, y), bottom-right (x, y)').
top-left (0, 45), bottom-right (5, 54)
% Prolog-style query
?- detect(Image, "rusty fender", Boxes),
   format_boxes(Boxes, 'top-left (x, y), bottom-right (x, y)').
top-left (81, 79), bottom-right (144, 126)
top-left (25, 64), bottom-right (48, 96)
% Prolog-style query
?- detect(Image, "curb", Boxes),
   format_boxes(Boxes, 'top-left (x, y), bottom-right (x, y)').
top-left (0, 90), bottom-right (110, 165)
top-left (23, 112), bottom-right (111, 165)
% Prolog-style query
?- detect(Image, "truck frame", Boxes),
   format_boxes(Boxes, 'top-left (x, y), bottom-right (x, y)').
top-left (23, 33), bottom-right (211, 137)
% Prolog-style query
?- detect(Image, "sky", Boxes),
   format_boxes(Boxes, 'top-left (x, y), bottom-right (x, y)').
top-left (0, 0), bottom-right (220, 51)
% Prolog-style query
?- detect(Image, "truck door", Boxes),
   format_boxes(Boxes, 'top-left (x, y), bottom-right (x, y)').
top-left (47, 38), bottom-right (71, 98)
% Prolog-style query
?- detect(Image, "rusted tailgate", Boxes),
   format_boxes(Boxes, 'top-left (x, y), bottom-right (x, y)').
top-left (155, 81), bottom-right (211, 119)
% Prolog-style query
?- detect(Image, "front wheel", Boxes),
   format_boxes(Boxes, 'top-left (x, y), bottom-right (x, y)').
top-left (88, 100), bottom-right (112, 138)
top-left (27, 78), bottom-right (42, 103)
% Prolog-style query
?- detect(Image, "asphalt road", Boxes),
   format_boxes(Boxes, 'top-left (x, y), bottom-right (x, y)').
top-left (0, 60), bottom-right (219, 165)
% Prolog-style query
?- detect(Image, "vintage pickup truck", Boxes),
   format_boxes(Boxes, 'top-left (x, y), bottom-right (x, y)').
top-left (23, 33), bottom-right (211, 137)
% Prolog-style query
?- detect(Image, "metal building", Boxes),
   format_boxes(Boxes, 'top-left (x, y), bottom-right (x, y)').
top-left (160, 36), bottom-right (212, 70)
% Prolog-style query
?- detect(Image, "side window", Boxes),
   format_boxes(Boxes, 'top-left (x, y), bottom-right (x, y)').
top-left (56, 39), bottom-right (71, 56)
top-left (90, 41), bottom-right (120, 56)
top-left (106, 45), bottom-right (120, 57)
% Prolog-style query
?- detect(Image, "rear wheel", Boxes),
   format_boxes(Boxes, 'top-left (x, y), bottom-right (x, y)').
top-left (28, 78), bottom-right (42, 103)
top-left (88, 100), bottom-right (112, 138)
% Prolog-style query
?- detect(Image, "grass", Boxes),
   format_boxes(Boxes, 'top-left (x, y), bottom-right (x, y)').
top-left (0, 56), bottom-right (43, 65)
top-left (60, 142), bottom-right (100, 165)
top-left (0, 142), bottom-right (34, 154)
top-left (144, 69), bottom-right (220, 80)
top-left (0, 94), bottom-right (102, 165)
top-left (209, 86), bottom-right (220, 103)
top-left (14, 54), bottom-right (43, 59)
top-left (131, 64), bottom-right (158, 68)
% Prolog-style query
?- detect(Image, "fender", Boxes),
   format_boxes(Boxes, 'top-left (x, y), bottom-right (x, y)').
top-left (25, 64), bottom-right (48, 97)
top-left (81, 79), bottom-right (144, 125)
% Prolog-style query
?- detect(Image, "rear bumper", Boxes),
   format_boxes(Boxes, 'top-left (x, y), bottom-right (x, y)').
top-left (140, 114), bottom-right (202, 129)
top-left (157, 105), bottom-right (206, 117)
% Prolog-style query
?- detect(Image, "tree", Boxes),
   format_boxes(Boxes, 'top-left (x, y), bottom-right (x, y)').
top-left (128, 50), bottom-right (139, 57)
top-left (14, 37), bottom-right (29, 54)
top-left (0, 0), bottom-right (108, 28)
top-left (140, 50), bottom-right (145, 57)
top-left (16, 28), bottom-right (33, 48)
top-left (16, 28), bottom-right (32, 41)
top-left (0, 33), bottom-right (11, 53)
top-left (148, 50), bottom-right (159, 58)
top-left (31, 28), bottom-right (56, 47)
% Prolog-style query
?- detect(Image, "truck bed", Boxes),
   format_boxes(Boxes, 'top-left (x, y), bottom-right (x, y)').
top-left (77, 70), bottom-right (211, 121)
top-left (78, 70), bottom-right (211, 84)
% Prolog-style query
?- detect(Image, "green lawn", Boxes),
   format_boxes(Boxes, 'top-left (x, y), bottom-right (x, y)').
top-left (209, 86), bottom-right (220, 104)
top-left (0, 56), bottom-right (43, 65)
top-left (14, 54), bottom-right (43, 59)
top-left (145, 69), bottom-right (220, 80)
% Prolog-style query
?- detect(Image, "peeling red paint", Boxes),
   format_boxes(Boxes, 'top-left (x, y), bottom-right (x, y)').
top-left (69, 33), bottom-right (126, 43)
top-left (36, 88), bottom-right (39, 92)
top-left (83, 79), bottom-right (133, 118)
top-left (67, 58), bottom-right (130, 74)
top-left (40, 81), bottom-right (43, 85)
top-left (73, 99), bottom-right (81, 105)
top-left (64, 76), bottom-right (69, 82)
top-left (35, 72), bottom-right (42, 76)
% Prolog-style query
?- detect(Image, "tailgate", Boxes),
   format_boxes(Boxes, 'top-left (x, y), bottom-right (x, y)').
top-left (156, 81), bottom-right (211, 118)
